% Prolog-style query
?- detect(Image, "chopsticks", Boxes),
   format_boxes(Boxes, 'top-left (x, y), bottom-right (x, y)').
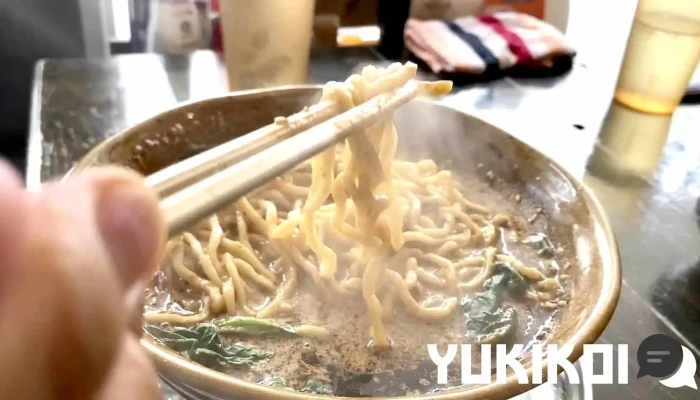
top-left (145, 100), bottom-right (342, 198)
top-left (157, 80), bottom-right (424, 238)
top-left (146, 81), bottom-right (449, 200)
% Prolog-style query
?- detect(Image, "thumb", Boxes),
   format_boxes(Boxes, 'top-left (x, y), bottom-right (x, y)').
top-left (0, 163), bottom-right (164, 399)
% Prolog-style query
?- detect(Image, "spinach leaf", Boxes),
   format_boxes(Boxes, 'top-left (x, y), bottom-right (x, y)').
top-left (463, 304), bottom-right (518, 345)
top-left (259, 376), bottom-right (287, 388)
top-left (301, 379), bottom-right (333, 395)
top-left (144, 325), bottom-right (200, 352)
top-left (492, 261), bottom-right (527, 296)
top-left (145, 323), bottom-right (272, 371)
top-left (522, 233), bottom-right (554, 257)
top-left (461, 261), bottom-right (528, 344)
top-left (213, 316), bottom-right (296, 336)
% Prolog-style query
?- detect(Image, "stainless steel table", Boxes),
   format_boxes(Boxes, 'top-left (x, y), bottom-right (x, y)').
top-left (25, 0), bottom-right (700, 398)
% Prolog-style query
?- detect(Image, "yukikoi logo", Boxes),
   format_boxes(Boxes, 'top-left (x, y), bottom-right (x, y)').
top-left (428, 334), bottom-right (697, 389)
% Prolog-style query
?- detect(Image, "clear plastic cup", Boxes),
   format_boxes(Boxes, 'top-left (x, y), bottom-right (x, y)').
top-left (613, 0), bottom-right (700, 115)
top-left (219, 0), bottom-right (316, 91)
top-left (588, 102), bottom-right (672, 181)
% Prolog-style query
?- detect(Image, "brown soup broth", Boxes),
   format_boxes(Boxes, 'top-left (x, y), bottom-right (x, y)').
top-left (144, 171), bottom-right (569, 397)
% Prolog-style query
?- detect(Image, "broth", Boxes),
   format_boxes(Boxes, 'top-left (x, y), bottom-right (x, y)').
top-left (144, 166), bottom-right (568, 397)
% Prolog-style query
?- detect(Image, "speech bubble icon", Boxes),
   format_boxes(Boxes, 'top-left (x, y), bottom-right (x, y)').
top-left (659, 346), bottom-right (698, 389)
top-left (636, 334), bottom-right (683, 379)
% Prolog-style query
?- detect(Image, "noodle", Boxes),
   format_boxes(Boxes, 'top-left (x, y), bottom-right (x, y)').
top-left (459, 247), bottom-right (497, 291)
top-left (294, 325), bottom-right (331, 340)
top-left (222, 278), bottom-right (236, 315)
top-left (257, 264), bottom-right (297, 318)
top-left (144, 62), bottom-right (562, 354)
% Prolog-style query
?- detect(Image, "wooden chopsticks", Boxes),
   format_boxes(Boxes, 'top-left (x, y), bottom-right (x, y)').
top-left (145, 100), bottom-right (341, 198)
top-left (150, 79), bottom-right (452, 238)
top-left (155, 81), bottom-right (417, 237)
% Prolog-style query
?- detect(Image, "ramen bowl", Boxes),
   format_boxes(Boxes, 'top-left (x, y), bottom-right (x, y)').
top-left (72, 86), bottom-right (620, 400)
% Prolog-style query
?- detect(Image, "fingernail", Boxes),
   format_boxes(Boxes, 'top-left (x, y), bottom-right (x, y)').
top-left (97, 183), bottom-right (164, 289)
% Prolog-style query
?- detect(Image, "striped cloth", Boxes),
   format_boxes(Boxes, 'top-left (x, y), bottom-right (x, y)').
top-left (404, 11), bottom-right (575, 79)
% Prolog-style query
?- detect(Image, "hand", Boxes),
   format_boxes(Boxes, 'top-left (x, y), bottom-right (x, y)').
top-left (0, 161), bottom-right (166, 399)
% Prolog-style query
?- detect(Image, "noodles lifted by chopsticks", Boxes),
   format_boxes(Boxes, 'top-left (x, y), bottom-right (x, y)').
top-left (144, 62), bottom-right (560, 350)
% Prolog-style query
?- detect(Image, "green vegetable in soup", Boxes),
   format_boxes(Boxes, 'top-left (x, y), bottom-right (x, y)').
top-left (522, 233), bottom-right (555, 257)
top-left (493, 261), bottom-right (528, 296)
top-left (145, 323), bottom-right (272, 371)
top-left (213, 316), bottom-right (296, 336)
top-left (464, 304), bottom-right (518, 345)
top-left (259, 376), bottom-right (288, 388)
top-left (301, 379), bottom-right (333, 395)
top-left (461, 261), bottom-right (528, 344)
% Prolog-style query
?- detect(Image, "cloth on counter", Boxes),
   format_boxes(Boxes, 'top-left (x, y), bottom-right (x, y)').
top-left (404, 11), bottom-right (575, 83)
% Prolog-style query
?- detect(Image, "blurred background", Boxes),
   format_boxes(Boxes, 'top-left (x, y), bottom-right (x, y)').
top-left (0, 0), bottom-right (573, 173)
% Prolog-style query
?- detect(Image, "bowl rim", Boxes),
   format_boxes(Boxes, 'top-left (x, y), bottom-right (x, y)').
top-left (73, 85), bottom-right (621, 400)
top-left (71, 85), bottom-right (325, 175)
